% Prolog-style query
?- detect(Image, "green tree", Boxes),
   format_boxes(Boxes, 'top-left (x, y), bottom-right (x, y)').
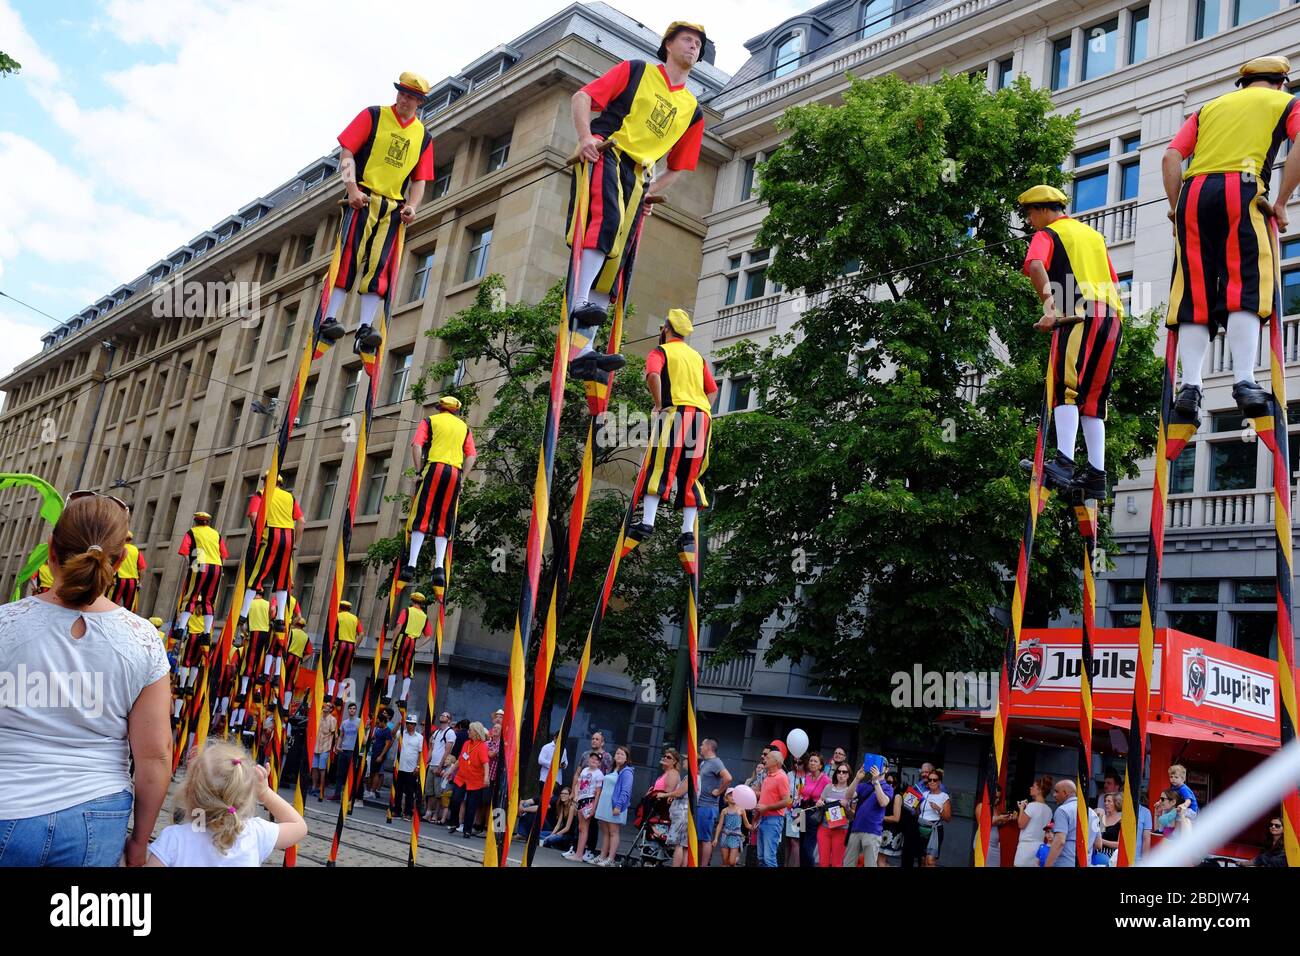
top-left (368, 276), bottom-right (683, 712)
top-left (703, 73), bottom-right (1163, 743)
top-left (0, 53), bottom-right (20, 76)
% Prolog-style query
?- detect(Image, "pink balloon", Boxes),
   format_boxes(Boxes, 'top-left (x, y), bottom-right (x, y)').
top-left (731, 784), bottom-right (757, 811)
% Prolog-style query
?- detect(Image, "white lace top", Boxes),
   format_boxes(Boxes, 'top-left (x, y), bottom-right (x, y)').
top-left (0, 597), bottom-right (169, 818)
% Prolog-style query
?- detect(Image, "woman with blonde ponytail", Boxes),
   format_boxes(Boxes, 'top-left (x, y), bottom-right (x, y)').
top-left (146, 741), bottom-right (306, 866)
top-left (0, 493), bottom-right (172, 866)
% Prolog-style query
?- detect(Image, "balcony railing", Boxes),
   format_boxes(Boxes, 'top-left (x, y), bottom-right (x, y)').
top-left (1209, 316), bottom-right (1300, 373)
top-left (1075, 200), bottom-right (1137, 245)
top-left (698, 648), bottom-right (757, 692)
top-left (714, 295), bottom-right (780, 340)
top-left (1166, 488), bottom-right (1300, 530)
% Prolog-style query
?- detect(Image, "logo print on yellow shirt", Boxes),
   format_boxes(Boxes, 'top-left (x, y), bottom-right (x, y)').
top-left (647, 96), bottom-right (677, 139)
top-left (386, 134), bottom-right (410, 167)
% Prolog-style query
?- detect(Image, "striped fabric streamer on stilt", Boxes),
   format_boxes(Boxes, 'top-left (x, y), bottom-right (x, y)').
top-left (978, 328), bottom-right (1059, 867)
top-left (678, 521), bottom-right (702, 867)
top-left (1073, 500), bottom-right (1098, 866)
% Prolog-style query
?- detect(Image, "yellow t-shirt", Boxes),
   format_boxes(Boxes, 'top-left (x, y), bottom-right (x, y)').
top-left (288, 627), bottom-right (311, 658)
top-left (1183, 86), bottom-right (1300, 181)
top-left (248, 598), bottom-right (271, 633)
top-left (423, 413), bottom-right (471, 469)
top-left (117, 543), bottom-right (142, 580)
top-left (189, 525), bottom-right (223, 566)
top-left (654, 340), bottom-right (712, 412)
top-left (337, 611), bottom-right (361, 645)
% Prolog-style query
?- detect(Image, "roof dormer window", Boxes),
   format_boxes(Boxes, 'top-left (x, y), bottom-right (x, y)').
top-left (773, 32), bottom-right (804, 79)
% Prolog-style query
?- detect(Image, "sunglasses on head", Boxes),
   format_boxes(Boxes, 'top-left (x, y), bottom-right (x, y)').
top-left (66, 489), bottom-right (129, 513)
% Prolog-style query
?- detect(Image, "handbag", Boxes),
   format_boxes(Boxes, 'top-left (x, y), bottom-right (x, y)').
top-left (824, 804), bottom-right (848, 830)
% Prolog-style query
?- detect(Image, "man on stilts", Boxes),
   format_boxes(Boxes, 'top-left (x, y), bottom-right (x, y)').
top-left (284, 615), bottom-right (312, 718)
top-left (1018, 184), bottom-right (1125, 499)
top-left (1164, 56), bottom-right (1300, 425)
top-left (175, 510), bottom-right (228, 645)
top-left (109, 530), bottom-right (145, 612)
top-left (318, 72), bottom-right (434, 354)
top-left (238, 472), bottom-right (303, 635)
top-left (566, 21), bottom-right (709, 382)
top-left (327, 599), bottom-right (363, 706)
top-left (383, 592), bottom-right (432, 709)
top-left (402, 395), bottom-right (475, 586)
top-left (626, 308), bottom-right (718, 548)
top-left (240, 586), bottom-right (273, 704)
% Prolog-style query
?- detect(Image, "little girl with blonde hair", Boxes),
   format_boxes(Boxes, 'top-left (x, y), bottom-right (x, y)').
top-left (147, 741), bottom-right (306, 866)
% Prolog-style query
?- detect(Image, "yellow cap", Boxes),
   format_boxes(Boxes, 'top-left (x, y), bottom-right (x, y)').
top-left (658, 21), bottom-right (707, 62)
top-left (665, 308), bottom-right (694, 336)
top-left (1017, 184), bottom-right (1069, 206)
top-left (1238, 56), bottom-right (1291, 85)
top-left (149, 616), bottom-right (163, 627)
top-left (339, 599), bottom-right (352, 610)
top-left (394, 71), bottom-right (432, 97)
top-left (193, 511), bottom-right (212, 521)
top-left (294, 616), bottom-right (306, 626)
top-left (125, 530), bottom-right (134, 541)
top-left (411, 591), bottom-right (428, 604)
top-left (438, 395), bottom-right (462, 411)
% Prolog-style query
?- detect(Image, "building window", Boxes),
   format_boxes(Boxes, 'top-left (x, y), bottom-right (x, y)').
top-left (1283, 267), bottom-right (1300, 315)
top-left (316, 461), bottom-right (340, 520)
top-left (296, 563), bottom-right (317, 624)
top-left (861, 0), bottom-right (893, 38)
top-left (1111, 610), bottom-right (1141, 627)
top-left (408, 250), bottom-right (436, 303)
top-left (1167, 611), bottom-right (1217, 639)
top-left (361, 456), bottom-right (389, 515)
top-left (744, 267), bottom-right (768, 301)
top-left (279, 303), bottom-right (299, 353)
top-left (727, 377), bottom-right (753, 413)
top-left (1234, 0), bottom-right (1275, 27)
top-left (1072, 144), bottom-right (1110, 212)
top-left (464, 225), bottom-right (493, 282)
top-left (240, 320), bottom-right (262, 366)
top-left (297, 233), bottom-right (316, 267)
top-left (1169, 447), bottom-right (1195, 493)
top-left (1208, 439), bottom-right (1256, 491)
top-left (740, 156), bottom-right (757, 201)
top-left (1129, 6), bottom-right (1150, 63)
top-left (1081, 17), bottom-right (1119, 81)
top-left (431, 163), bottom-right (453, 199)
top-left (773, 32), bottom-right (803, 78)
top-left (1195, 0), bottom-right (1222, 39)
top-left (298, 377), bottom-right (316, 426)
top-left (225, 400), bottom-right (243, 447)
top-left (1109, 580), bottom-right (1143, 604)
top-left (343, 562), bottom-right (366, 609)
top-left (1051, 35), bottom-right (1072, 91)
top-left (486, 133), bottom-right (511, 172)
top-left (996, 56), bottom-right (1015, 89)
top-left (341, 365), bottom-right (365, 414)
top-left (1233, 612), bottom-right (1274, 657)
top-left (387, 353), bottom-right (413, 406)
top-left (1170, 580), bottom-right (1219, 603)
top-left (1235, 579), bottom-right (1275, 603)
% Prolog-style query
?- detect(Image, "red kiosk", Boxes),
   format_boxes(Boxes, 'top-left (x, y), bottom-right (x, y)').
top-left (942, 627), bottom-right (1288, 862)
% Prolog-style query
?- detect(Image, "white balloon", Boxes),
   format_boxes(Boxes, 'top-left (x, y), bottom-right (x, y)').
top-left (786, 728), bottom-right (809, 759)
top-left (732, 784), bottom-right (757, 811)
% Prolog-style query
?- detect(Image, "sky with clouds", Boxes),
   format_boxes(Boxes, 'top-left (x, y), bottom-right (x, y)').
top-left (0, 0), bottom-right (809, 380)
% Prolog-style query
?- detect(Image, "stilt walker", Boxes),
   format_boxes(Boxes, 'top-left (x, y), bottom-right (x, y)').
top-left (493, 21), bottom-right (711, 865)
top-left (401, 396), bottom-right (475, 586)
top-left (240, 587), bottom-right (273, 704)
top-left (262, 591), bottom-right (297, 701)
top-left (109, 530), bottom-right (145, 612)
top-left (237, 475), bottom-right (302, 637)
top-left (1120, 56), bottom-right (1300, 865)
top-left (282, 616), bottom-right (312, 718)
top-left (383, 592), bottom-right (432, 709)
top-left (175, 511), bottom-right (228, 646)
top-left (326, 599), bottom-right (363, 705)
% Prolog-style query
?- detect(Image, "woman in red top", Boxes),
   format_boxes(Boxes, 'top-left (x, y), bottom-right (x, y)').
top-left (448, 722), bottom-right (490, 840)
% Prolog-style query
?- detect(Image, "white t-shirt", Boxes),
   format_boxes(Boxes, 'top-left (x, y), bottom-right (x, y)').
top-left (1018, 802), bottom-right (1052, 845)
top-left (149, 817), bottom-right (279, 867)
top-left (430, 727), bottom-right (456, 767)
top-left (538, 741), bottom-right (568, 785)
top-left (397, 730), bottom-right (424, 773)
top-left (918, 789), bottom-right (950, 823)
top-left (0, 598), bottom-right (169, 817)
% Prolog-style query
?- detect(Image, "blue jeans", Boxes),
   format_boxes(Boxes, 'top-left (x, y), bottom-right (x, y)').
top-left (696, 803), bottom-right (720, 844)
top-left (757, 815), bottom-right (783, 867)
top-left (0, 790), bottom-right (134, 867)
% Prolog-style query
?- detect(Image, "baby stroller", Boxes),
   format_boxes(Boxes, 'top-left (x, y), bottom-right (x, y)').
top-left (621, 791), bottom-right (673, 867)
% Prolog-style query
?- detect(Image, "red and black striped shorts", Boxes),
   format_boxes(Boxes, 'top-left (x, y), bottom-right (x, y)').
top-left (388, 636), bottom-right (417, 679)
top-left (333, 193), bottom-right (403, 298)
top-left (110, 578), bottom-right (139, 612)
top-left (329, 641), bottom-right (356, 683)
top-left (182, 563), bottom-right (222, 615)
top-left (406, 462), bottom-right (461, 537)
top-left (566, 146), bottom-right (649, 298)
top-left (1168, 172), bottom-right (1277, 335)
top-left (249, 528), bottom-right (294, 591)
top-left (645, 406), bottom-right (712, 509)
top-left (1053, 308), bottom-right (1124, 419)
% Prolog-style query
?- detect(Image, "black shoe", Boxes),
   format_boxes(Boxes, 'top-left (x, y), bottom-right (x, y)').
top-left (1232, 380), bottom-right (1270, 418)
top-left (431, 567), bottom-right (446, 589)
top-left (677, 532), bottom-right (696, 552)
top-left (274, 618), bottom-right (287, 633)
top-left (354, 323), bottom-right (383, 354)
top-left (1173, 384), bottom-right (1203, 421)
top-left (1040, 451), bottom-right (1076, 493)
top-left (381, 695), bottom-right (391, 705)
top-left (170, 715), bottom-right (180, 729)
top-left (399, 564), bottom-right (415, 583)
top-left (569, 352), bottom-right (626, 382)
top-left (624, 522), bottom-right (654, 544)
top-left (397, 698), bottom-right (408, 710)
top-left (569, 301), bottom-right (608, 328)
top-left (1073, 463), bottom-right (1107, 501)
top-left (319, 317), bottom-right (346, 343)
top-left (237, 615), bottom-right (248, 631)
top-left (183, 684), bottom-right (195, 698)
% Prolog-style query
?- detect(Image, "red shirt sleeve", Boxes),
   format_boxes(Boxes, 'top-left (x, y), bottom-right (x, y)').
top-left (463, 430), bottom-right (476, 457)
top-left (1022, 230), bottom-right (1054, 275)
top-left (702, 362), bottom-right (718, 396)
top-left (293, 500), bottom-right (304, 521)
top-left (1286, 99), bottom-right (1300, 141)
top-left (247, 493), bottom-right (262, 519)
top-left (582, 60), bottom-right (632, 113)
top-left (1169, 112), bottom-right (1199, 159)
top-left (219, 538), bottom-right (229, 559)
top-left (178, 532), bottom-right (193, 557)
top-left (666, 111), bottom-right (705, 172)
top-left (412, 419), bottom-right (429, 447)
top-left (138, 553), bottom-right (147, 572)
top-left (357, 619), bottom-right (365, 636)
top-left (423, 617), bottom-right (433, 638)
top-left (413, 136), bottom-right (434, 182)
top-left (338, 108), bottom-right (374, 154)
top-left (395, 609), bottom-right (408, 633)
top-left (645, 348), bottom-right (665, 375)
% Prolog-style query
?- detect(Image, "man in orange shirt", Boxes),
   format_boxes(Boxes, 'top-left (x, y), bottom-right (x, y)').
top-left (753, 748), bottom-right (791, 867)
